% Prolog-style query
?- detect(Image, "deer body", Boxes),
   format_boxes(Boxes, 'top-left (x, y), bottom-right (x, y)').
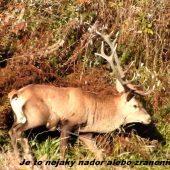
top-left (9, 84), bottom-right (151, 132)
top-left (8, 31), bottom-right (153, 161)
top-left (8, 84), bottom-right (151, 160)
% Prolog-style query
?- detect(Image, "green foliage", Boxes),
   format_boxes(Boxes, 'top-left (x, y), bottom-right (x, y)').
top-left (49, 55), bottom-right (58, 66)
top-left (135, 11), bottom-right (153, 35)
top-left (163, 105), bottom-right (170, 115)
top-left (31, 136), bottom-right (60, 161)
top-left (0, 131), bottom-right (10, 147)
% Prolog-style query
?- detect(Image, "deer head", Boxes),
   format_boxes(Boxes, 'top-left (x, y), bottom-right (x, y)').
top-left (95, 30), bottom-right (153, 124)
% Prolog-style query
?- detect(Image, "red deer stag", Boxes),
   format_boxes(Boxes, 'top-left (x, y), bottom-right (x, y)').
top-left (8, 31), bottom-right (153, 161)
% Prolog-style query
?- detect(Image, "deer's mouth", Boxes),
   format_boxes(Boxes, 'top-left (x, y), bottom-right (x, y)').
top-left (141, 119), bottom-right (151, 124)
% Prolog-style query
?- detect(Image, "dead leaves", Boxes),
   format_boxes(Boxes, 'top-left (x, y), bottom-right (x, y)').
top-left (0, 3), bottom-right (26, 34)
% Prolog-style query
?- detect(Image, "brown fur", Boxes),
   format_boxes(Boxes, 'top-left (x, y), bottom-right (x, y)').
top-left (8, 84), bottom-right (151, 161)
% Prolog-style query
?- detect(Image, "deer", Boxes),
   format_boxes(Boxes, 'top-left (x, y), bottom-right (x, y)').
top-left (8, 31), bottom-right (153, 162)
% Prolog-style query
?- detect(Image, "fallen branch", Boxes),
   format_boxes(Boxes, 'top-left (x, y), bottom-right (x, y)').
top-left (0, 39), bottom-right (64, 64)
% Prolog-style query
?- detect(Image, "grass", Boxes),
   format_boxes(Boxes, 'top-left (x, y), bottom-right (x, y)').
top-left (1, 122), bottom-right (170, 170)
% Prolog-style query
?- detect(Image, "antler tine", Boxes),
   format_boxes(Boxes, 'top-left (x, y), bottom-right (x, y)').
top-left (96, 31), bottom-right (134, 86)
top-left (95, 42), bottom-right (124, 85)
top-left (96, 30), bottom-right (118, 54)
top-left (97, 31), bottom-right (131, 80)
top-left (131, 78), bottom-right (146, 88)
top-left (133, 85), bottom-right (155, 96)
top-left (96, 30), bottom-right (154, 96)
top-left (124, 61), bottom-right (134, 74)
top-left (125, 76), bottom-right (155, 96)
top-left (96, 31), bottom-right (124, 84)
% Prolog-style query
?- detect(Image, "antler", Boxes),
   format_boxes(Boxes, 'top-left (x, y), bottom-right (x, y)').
top-left (95, 31), bottom-right (154, 96)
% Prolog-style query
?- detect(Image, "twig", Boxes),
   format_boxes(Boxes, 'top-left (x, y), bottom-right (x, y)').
top-left (0, 39), bottom-right (64, 63)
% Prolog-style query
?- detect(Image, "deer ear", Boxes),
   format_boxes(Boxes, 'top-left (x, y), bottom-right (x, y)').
top-left (116, 79), bottom-right (125, 93)
top-left (126, 91), bottom-right (134, 102)
top-left (121, 91), bottom-right (134, 102)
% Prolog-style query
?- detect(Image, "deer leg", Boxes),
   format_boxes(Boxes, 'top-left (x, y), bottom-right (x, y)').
top-left (9, 114), bottom-right (20, 155)
top-left (59, 123), bottom-right (73, 160)
top-left (20, 138), bottom-right (34, 161)
top-left (15, 124), bottom-right (35, 162)
top-left (9, 123), bottom-right (17, 152)
top-left (78, 133), bottom-right (103, 161)
top-left (9, 122), bottom-right (25, 157)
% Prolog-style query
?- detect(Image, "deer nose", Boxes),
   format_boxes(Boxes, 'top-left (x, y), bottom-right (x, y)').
top-left (140, 114), bottom-right (151, 124)
top-left (142, 118), bottom-right (151, 124)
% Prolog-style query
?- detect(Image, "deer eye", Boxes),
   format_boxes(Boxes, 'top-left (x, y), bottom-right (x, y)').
top-left (133, 103), bottom-right (138, 109)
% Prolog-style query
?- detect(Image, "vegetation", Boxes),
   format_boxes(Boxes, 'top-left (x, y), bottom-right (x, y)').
top-left (0, 0), bottom-right (170, 169)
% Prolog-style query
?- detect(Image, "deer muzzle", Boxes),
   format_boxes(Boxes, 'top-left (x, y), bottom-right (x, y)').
top-left (141, 116), bottom-right (151, 124)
